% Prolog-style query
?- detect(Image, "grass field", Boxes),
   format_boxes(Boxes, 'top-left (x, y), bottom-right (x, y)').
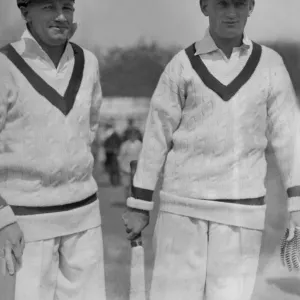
top-left (95, 151), bottom-right (300, 300)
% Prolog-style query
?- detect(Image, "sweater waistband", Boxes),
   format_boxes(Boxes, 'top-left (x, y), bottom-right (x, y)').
top-left (11, 193), bottom-right (97, 216)
top-left (159, 191), bottom-right (266, 230)
top-left (214, 196), bottom-right (265, 206)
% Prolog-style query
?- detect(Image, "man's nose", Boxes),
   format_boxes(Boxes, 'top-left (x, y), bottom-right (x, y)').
top-left (55, 10), bottom-right (68, 22)
top-left (53, 3), bottom-right (68, 22)
top-left (227, 5), bottom-right (237, 18)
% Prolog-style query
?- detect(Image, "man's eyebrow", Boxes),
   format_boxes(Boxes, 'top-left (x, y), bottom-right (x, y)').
top-left (62, 0), bottom-right (75, 4)
top-left (37, 0), bottom-right (53, 4)
top-left (32, 0), bottom-right (54, 5)
top-left (63, 2), bottom-right (74, 6)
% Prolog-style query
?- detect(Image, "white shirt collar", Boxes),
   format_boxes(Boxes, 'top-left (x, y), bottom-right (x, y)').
top-left (19, 28), bottom-right (74, 70)
top-left (194, 28), bottom-right (251, 56)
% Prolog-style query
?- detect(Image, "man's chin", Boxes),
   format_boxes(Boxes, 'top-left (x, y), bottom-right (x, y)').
top-left (219, 28), bottom-right (243, 39)
top-left (48, 28), bottom-right (70, 42)
top-left (47, 35), bottom-right (69, 46)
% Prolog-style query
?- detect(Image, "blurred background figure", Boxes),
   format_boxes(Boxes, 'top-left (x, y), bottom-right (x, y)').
top-left (118, 130), bottom-right (143, 201)
top-left (122, 118), bottom-right (143, 143)
top-left (103, 121), bottom-right (122, 186)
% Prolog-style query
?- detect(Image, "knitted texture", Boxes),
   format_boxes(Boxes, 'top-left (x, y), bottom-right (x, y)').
top-left (133, 33), bottom-right (300, 212)
top-left (0, 30), bottom-right (102, 215)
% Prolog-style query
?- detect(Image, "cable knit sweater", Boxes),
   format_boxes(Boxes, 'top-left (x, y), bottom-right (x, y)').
top-left (0, 30), bottom-right (102, 241)
top-left (128, 30), bottom-right (300, 230)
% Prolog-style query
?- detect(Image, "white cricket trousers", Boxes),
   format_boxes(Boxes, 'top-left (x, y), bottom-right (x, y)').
top-left (15, 226), bottom-right (106, 300)
top-left (150, 212), bottom-right (262, 300)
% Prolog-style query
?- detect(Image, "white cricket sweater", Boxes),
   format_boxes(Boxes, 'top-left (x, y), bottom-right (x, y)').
top-left (0, 30), bottom-right (103, 241)
top-left (129, 30), bottom-right (300, 230)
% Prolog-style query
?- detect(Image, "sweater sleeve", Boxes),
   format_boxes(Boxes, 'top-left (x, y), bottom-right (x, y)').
top-left (0, 56), bottom-right (17, 228)
top-left (127, 54), bottom-right (185, 211)
top-left (89, 58), bottom-right (103, 145)
top-left (266, 56), bottom-right (300, 212)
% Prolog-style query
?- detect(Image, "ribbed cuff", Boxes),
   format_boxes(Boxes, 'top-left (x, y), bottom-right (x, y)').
top-left (0, 206), bottom-right (17, 230)
top-left (131, 186), bottom-right (153, 201)
top-left (287, 186), bottom-right (300, 198)
top-left (127, 197), bottom-right (154, 211)
top-left (287, 196), bottom-right (300, 212)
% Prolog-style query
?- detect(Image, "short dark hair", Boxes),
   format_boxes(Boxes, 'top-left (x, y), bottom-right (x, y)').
top-left (17, 0), bottom-right (75, 8)
top-left (17, 0), bottom-right (29, 8)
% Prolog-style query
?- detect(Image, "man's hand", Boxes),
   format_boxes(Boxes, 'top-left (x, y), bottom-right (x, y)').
top-left (123, 160), bottom-right (150, 240)
top-left (280, 211), bottom-right (300, 271)
top-left (0, 222), bottom-right (24, 275)
top-left (122, 208), bottom-right (150, 241)
top-left (286, 211), bottom-right (300, 241)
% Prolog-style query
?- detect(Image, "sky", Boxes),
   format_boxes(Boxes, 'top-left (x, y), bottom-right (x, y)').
top-left (0, 0), bottom-right (299, 50)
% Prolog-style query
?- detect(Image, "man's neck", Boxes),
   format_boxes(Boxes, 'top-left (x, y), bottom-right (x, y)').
top-left (209, 29), bottom-right (244, 59)
top-left (27, 26), bottom-right (67, 68)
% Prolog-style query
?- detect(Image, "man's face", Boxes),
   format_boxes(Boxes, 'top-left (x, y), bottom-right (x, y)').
top-left (22, 0), bottom-right (75, 46)
top-left (201, 0), bottom-right (254, 39)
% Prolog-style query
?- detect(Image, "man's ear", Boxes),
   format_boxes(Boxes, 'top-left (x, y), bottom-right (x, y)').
top-left (200, 0), bottom-right (209, 17)
top-left (19, 6), bottom-right (30, 22)
top-left (248, 0), bottom-right (255, 16)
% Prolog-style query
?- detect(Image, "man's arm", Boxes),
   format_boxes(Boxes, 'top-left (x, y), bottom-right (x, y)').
top-left (89, 58), bottom-right (103, 146)
top-left (127, 54), bottom-right (185, 211)
top-left (0, 61), bottom-right (17, 229)
top-left (266, 56), bottom-right (300, 213)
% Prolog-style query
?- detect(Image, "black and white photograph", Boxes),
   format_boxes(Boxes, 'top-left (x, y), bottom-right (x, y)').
top-left (0, 0), bottom-right (300, 299)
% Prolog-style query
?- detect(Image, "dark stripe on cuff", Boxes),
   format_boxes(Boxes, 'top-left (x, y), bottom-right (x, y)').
top-left (287, 186), bottom-right (300, 197)
top-left (131, 186), bottom-right (153, 202)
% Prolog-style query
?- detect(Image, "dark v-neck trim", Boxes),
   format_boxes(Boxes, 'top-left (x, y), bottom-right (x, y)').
top-left (185, 42), bottom-right (262, 101)
top-left (0, 42), bottom-right (85, 116)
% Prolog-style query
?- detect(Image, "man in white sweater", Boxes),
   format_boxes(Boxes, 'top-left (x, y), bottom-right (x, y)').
top-left (0, 0), bottom-right (106, 299)
top-left (123, 0), bottom-right (300, 299)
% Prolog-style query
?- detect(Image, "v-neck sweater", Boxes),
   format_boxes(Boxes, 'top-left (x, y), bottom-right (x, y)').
top-left (130, 38), bottom-right (300, 230)
top-left (0, 31), bottom-right (103, 241)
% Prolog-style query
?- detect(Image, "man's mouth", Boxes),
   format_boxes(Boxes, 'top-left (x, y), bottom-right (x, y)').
top-left (49, 25), bottom-right (69, 30)
top-left (223, 20), bottom-right (238, 25)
